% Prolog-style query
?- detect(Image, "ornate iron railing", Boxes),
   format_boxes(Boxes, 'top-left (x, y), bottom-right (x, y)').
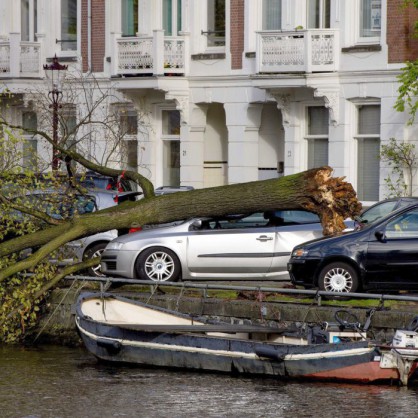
top-left (0, 41), bottom-right (41, 77)
top-left (256, 29), bottom-right (338, 73)
top-left (116, 35), bottom-right (186, 76)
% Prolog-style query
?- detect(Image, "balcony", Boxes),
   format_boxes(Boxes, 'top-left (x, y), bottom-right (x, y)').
top-left (0, 39), bottom-right (41, 78)
top-left (256, 29), bottom-right (339, 74)
top-left (114, 30), bottom-right (188, 77)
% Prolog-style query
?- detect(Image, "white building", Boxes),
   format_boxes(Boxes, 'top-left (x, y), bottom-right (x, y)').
top-left (1, 0), bottom-right (418, 205)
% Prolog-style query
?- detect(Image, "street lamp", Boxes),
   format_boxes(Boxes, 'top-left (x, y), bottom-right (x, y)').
top-left (43, 55), bottom-right (68, 171)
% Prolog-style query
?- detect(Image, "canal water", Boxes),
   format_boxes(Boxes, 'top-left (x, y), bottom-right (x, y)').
top-left (1, 345), bottom-right (418, 418)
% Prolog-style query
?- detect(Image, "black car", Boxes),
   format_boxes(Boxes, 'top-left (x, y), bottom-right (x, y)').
top-left (288, 203), bottom-right (418, 293)
top-left (355, 197), bottom-right (418, 226)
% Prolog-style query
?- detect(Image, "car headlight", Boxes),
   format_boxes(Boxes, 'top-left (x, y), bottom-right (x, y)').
top-left (106, 241), bottom-right (124, 250)
top-left (291, 248), bottom-right (309, 258)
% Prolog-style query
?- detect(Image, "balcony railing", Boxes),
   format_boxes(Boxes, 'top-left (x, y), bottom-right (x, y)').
top-left (0, 40), bottom-right (41, 77)
top-left (256, 29), bottom-right (339, 73)
top-left (115, 31), bottom-right (188, 77)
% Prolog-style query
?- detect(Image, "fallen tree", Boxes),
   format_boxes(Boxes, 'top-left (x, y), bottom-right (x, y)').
top-left (0, 165), bottom-right (361, 342)
top-left (0, 165), bottom-right (361, 283)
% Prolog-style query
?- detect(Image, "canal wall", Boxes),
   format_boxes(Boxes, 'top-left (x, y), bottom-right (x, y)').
top-left (33, 286), bottom-right (418, 346)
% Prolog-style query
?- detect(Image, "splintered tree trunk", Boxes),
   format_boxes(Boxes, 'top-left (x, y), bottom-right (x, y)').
top-left (0, 166), bottom-right (361, 266)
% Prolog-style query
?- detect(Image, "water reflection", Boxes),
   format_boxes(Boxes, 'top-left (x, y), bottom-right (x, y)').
top-left (0, 346), bottom-right (417, 418)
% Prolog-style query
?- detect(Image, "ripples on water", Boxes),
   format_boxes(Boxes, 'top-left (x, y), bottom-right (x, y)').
top-left (1, 345), bottom-right (417, 418)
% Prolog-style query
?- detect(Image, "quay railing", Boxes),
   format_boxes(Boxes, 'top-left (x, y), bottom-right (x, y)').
top-left (66, 275), bottom-right (418, 306)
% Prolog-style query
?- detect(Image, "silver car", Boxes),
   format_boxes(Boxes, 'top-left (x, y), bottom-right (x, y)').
top-left (101, 210), bottom-right (323, 282)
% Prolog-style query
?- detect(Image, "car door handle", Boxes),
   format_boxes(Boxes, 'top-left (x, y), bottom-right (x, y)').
top-left (256, 235), bottom-right (273, 241)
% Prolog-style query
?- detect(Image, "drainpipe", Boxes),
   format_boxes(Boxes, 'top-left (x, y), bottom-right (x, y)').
top-left (88, 0), bottom-right (92, 72)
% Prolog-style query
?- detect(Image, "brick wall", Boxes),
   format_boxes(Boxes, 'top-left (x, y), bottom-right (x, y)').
top-left (230, 0), bottom-right (244, 69)
top-left (81, 0), bottom-right (105, 73)
top-left (387, 0), bottom-right (418, 63)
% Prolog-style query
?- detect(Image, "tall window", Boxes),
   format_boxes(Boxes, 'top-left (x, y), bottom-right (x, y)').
top-left (163, 0), bottom-right (182, 36)
top-left (21, 0), bottom-right (37, 42)
top-left (122, 0), bottom-right (139, 36)
top-left (162, 110), bottom-right (180, 187)
top-left (306, 107), bottom-right (329, 169)
top-left (360, 0), bottom-right (381, 38)
top-left (22, 111), bottom-right (38, 170)
top-left (120, 109), bottom-right (138, 170)
top-left (207, 0), bottom-right (225, 47)
top-left (356, 105), bottom-right (381, 201)
top-left (61, 0), bottom-right (77, 51)
top-left (307, 0), bottom-right (330, 29)
top-left (263, 0), bottom-right (281, 30)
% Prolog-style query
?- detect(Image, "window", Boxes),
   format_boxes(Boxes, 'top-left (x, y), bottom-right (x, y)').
top-left (162, 110), bottom-right (181, 187)
top-left (21, 0), bottom-right (37, 42)
top-left (306, 107), bottom-right (329, 169)
top-left (207, 0), bottom-right (225, 47)
top-left (386, 209), bottom-right (418, 239)
top-left (307, 0), bottom-right (330, 29)
top-left (22, 111), bottom-right (38, 170)
top-left (61, 0), bottom-right (77, 51)
top-left (120, 110), bottom-right (138, 135)
top-left (163, 0), bottom-right (182, 36)
top-left (120, 109), bottom-right (138, 171)
top-left (262, 0), bottom-right (281, 30)
top-left (356, 105), bottom-right (380, 201)
top-left (122, 140), bottom-right (138, 171)
top-left (162, 110), bottom-right (180, 135)
top-left (360, 0), bottom-right (381, 38)
top-left (122, 0), bottom-right (139, 36)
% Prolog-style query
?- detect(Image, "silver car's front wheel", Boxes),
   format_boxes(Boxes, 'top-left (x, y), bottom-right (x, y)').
top-left (83, 243), bottom-right (108, 277)
top-left (136, 247), bottom-right (181, 282)
top-left (318, 262), bottom-right (359, 293)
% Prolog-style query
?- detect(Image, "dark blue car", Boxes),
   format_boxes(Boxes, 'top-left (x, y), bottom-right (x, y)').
top-left (288, 203), bottom-right (418, 293)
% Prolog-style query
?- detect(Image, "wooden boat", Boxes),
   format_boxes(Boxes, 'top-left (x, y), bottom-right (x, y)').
top-left (75, 292), bottom-right (418, 386)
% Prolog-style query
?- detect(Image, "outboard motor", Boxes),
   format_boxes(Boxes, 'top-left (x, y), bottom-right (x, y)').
top-left (392, 330), bottom-right (418, 356)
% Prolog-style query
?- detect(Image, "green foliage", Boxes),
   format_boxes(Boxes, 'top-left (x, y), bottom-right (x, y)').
top-left (0, 152), bottom-right (92, 342)
top-left (0, 259), bottom-right (57, 344)
top-left (395, 61), bottom-right (418, 124)
top-left (380, 138), bottom-right (417, 197)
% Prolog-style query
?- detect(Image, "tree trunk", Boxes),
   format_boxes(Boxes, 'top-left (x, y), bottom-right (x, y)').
top-left (0, 167), bottom-right (361, 263)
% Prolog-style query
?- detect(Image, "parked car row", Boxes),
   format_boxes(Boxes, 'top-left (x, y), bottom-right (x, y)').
top-left (100, 197), bottom-right (418, 295)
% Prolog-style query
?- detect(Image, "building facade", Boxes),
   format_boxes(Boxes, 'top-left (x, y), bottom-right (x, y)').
top-left (1, 0), bottom-right (418, 204)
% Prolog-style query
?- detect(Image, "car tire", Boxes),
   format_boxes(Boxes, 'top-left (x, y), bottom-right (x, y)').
top-left (83, 242), bottom-right (108, 277)
top-left (318, 262), bottom-right (359, 293)
top-left (135, 247), bottom-right (181, 282)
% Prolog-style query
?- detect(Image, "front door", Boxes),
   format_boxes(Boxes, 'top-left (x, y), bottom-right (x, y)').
top-left (365, 208), bottom-right (418, 289)
top-left (187, 218), bottom-right (275, 277)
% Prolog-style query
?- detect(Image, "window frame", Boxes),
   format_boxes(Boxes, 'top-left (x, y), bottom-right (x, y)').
top-left (307, 0), bottom-right (330, 29)
top-left (21, 0), bottom-right (38, 42)
top-left (159, 108), bottom-right (181, 187)
top-left (162, 0), bottom-right (182, 36)
top-left (21, 110), bottom-right (38, 171)
top-left (357, 0), bottom-right (382, 45)
top-left (354, 103), bottom-right (381, 202)
top-left (204, 0), bottom-right (226, 51)
top-left (60, 0), bottom-right (78, 54)
top-left (262, 0), bottom-right (282, 31)
top-left (304, 106), bottom-right (329, 170)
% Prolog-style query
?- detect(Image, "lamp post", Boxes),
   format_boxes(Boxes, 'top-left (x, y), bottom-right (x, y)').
top-left (43, 55), bottom-right (68, 171)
